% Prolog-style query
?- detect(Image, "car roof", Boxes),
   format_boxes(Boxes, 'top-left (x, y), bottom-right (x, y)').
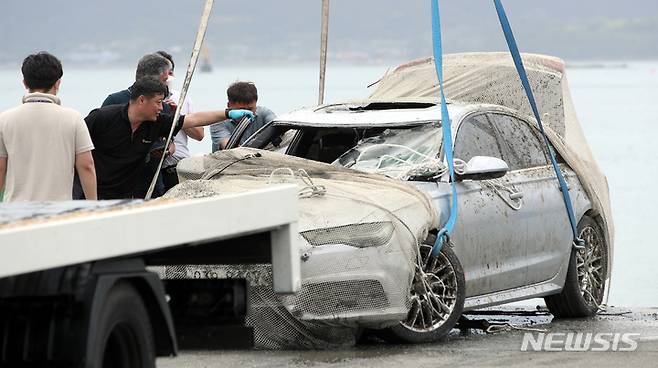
top-left (271, 101), bottom-right (511, 128)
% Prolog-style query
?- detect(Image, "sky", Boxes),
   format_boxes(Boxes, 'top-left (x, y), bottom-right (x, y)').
top-left (1, 0), bottom-right (657, 66)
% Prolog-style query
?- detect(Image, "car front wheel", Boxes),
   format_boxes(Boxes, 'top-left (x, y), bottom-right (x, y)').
top-left (380, 237), bottom-right (465, 343)
top-left (545, 215), bottom-right (608, 318)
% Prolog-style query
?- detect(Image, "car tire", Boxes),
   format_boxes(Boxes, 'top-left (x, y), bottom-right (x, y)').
top-left (380, 237), bottom-right (465, 343)
top-left (545, 215), bottom-right (608, 318)
top-left (90, 281), bottom-right (156, 368)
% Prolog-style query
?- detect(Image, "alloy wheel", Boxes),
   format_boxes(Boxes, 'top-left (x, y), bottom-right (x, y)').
top-left (401, 244), bottom-right (459, 332)
top-left (576, 225), bottom-right (605, 308)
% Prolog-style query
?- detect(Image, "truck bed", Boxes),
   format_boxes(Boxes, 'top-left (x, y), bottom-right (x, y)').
top-left (0, 200), bottom-right (142, 228)
top-left (0, 185), bottom-right (301, 293)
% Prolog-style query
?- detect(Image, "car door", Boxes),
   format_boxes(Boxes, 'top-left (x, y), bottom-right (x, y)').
top-left (487, 113), bottom-right (573, 285)
top-left (225, 117), bottom-right (252, 149)
top-left (414, 113), bottom-right (528, 297)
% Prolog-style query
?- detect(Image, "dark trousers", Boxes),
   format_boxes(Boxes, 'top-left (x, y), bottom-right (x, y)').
top-left (134, 159), bottom-right (165, 199)
top-left (162, 165), bottom-right (179, 192)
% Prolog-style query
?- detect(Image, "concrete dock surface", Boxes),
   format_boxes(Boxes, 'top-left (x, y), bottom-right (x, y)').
top-left (157, 307), bottom-right (658, 368)
top-left (158, 306), bottom-right (658, 367)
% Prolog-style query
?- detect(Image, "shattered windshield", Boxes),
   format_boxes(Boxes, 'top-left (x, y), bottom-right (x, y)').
top-left (333, 122), bottom-right (443, 179)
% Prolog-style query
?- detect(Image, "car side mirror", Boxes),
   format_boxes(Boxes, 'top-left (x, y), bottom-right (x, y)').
top-left (455, 156), bottom-right (509, 181)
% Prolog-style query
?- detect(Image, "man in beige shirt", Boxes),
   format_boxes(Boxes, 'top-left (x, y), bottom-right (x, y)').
top-left (0, 52), bottom-right (97, 201)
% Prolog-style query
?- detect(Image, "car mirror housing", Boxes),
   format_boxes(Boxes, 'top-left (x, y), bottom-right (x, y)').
top-left (455, 156), bottom-right (509, 181)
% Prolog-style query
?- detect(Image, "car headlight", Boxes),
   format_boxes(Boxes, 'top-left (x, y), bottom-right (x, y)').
top-left (300, 221), bottom-right (395, 248)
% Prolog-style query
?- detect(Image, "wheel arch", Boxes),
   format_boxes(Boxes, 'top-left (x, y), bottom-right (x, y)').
top-left (126, 275), bottom-right (177, 357)
top-left (84, 265), bottom-right (177, 362)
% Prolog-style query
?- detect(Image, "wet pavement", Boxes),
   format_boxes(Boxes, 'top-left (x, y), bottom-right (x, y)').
top-left (158, 306), bottom-right (658, 367)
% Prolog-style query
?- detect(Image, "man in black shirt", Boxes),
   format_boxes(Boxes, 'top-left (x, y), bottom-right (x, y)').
top-left (102, 53), bottom-right (174, 197)
top-left (85, 77), bottom-right (253, 199)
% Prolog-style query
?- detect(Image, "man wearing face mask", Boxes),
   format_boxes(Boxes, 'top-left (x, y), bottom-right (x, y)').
top-left (156, 51), bottom-right (204, 191)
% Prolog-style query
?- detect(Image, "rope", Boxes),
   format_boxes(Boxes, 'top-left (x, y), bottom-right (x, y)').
top-left (267, 168), bottom-right (326, 198)
top-left (268, 167), bottom-right (429, 306)
top-left (145, 0), bottom-right (215, 199)
top-left (202, 153), bottom-right (261, 180)
top-left (486, 323), bottom-right (548, 334)
top-left (273, 168), bottom-right (423, 261)
top-left (429, 0), bottom-right (459, 259)
top-left (493, 0), bottom-right (615, 315)
top-left (493, 0), bottom-right (584, 250)
top-left (318, 0), bottom-right (330, 105)
top-left (458, 316), bottom-right (548, 333)
top-left (297, 169), bottom-right (327, 198)
top-left (267, 167), bottom-right (296, 182)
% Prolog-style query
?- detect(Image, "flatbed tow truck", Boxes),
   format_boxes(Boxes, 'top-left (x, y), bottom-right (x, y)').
top-left (0, 185), bottom-right (300, 367)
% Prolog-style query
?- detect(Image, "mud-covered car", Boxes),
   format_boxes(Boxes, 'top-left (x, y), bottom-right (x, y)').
top-left (161, 53), bottom-right (613, 348)
top-left (164, 147), bottom-right (441, 348)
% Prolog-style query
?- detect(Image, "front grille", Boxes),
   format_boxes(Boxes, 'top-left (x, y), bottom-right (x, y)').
top-left (295, 280), bottom-right (389, 316)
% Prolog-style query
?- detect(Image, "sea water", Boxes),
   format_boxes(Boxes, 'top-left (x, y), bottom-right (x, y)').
top-left (1, 62), bottom-right (656, 307)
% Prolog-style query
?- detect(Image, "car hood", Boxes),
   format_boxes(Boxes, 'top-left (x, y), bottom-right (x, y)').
top-left (164, 148), bottom-right (439, 243)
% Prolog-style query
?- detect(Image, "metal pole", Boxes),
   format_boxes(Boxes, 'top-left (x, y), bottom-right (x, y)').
top-left (318, 0), bottom-right (330, 105)
top-left (145, 0), bottom-right (215, 199)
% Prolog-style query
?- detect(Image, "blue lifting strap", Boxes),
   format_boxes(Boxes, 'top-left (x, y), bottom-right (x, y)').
top-left (430, 0), bottom-right (458, 258)
top-left (493, 0), bottom-right (584, 247)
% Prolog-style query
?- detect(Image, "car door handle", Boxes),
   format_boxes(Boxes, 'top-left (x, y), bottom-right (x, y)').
top-left (509, 192), bottom-right (524, 200)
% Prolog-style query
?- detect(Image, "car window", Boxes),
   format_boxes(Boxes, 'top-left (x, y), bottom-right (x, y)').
top-left (243, 124), bottom-right (299, 153)
top-left (454, 114), bottom-right (505, 162)
top-left (291, 128), bottom-right (362, 163)
top-left (487, 113), bottom-right (548, 170)
top-left (262, 129), bottom-right (297, 152)
top-left (333, 123), bottom-right (442, 179)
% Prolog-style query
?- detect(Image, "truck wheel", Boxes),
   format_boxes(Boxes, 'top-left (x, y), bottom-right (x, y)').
top-left (545, 215), bottom-right (608, 318)
top-left (380, 239), bottom-right (465, 343)
top-left (92, 282), bottom-right (155, 368)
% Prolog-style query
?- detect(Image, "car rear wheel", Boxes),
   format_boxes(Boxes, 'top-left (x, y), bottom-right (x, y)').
top-left (545, 215), bottom-right (608, 318)
top-left (380, 238), bottom-right (465, 343)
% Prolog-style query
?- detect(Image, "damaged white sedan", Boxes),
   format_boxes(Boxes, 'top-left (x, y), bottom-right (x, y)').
top-left (161, 53), bottom-right (613, 348)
